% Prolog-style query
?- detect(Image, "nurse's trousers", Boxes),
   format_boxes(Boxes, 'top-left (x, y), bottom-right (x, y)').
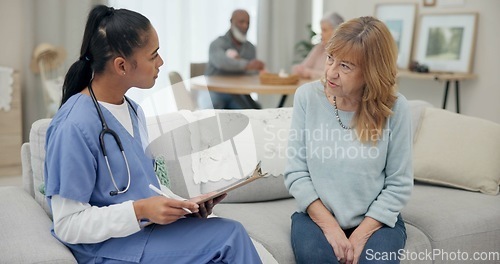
top-left (83, 217), bottom-right (262, 264)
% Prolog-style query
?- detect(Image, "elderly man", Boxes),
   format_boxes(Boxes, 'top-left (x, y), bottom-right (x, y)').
top-left (199, 9), bottom-right (265, 109)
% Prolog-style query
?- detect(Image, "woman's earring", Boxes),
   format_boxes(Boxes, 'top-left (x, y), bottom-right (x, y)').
top-left (122, 72), bottom-right (126, 75)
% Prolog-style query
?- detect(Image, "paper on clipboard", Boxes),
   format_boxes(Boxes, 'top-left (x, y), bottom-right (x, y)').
top-left (196, 161), bottom-right (267, 204)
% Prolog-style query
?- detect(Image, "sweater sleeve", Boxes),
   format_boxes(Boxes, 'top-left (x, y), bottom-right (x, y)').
top-left (365, 95), bottom-right (414, 227)
top-left (284, 86), bottom-right (320, 212)
top-left (208, 38), bottom-right (248, 72)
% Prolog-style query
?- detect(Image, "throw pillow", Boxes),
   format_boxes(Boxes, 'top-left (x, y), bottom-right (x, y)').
top-left (407, 100), bottom-right (434, 143)
top-left (147, 108), bottom-right (293, 202)
top-left (413, 108), bottom-right (500, 195)
top-left (197, 108), bottom-right (293, 202)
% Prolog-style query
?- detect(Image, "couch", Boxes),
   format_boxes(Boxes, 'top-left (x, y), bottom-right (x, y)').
top-left (2, 100), bottom-right (499, 263)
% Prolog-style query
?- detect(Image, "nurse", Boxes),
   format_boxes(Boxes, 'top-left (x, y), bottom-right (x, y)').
top-left (44, 5), bottom-right (261, 264)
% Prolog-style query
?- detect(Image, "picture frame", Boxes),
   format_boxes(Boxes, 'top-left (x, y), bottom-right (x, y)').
top-left (375, 3), bottom-right (418, 70)
top-left (414, 13), bottom-right (478, 73)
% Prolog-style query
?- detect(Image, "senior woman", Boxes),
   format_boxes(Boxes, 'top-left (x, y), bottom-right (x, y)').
top-left (284, 16), bottom-right (413, 264)
top-left (292, 12), bottom-right (344, 79)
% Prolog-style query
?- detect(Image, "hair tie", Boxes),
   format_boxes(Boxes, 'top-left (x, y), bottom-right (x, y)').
top-left (79, 55), bottom-right (90, 62)
top-left (107, 7), bottom-right (115, 16)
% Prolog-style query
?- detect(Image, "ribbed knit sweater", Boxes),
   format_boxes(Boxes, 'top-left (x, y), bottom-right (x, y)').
top-left (284, 81), bottom-right (413, 228)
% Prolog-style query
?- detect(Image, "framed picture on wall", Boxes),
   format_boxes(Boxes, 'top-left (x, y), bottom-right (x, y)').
top-left (414, 13), bottom-right (478, 73)
top-left (375, 3), bottom-right (417, 70)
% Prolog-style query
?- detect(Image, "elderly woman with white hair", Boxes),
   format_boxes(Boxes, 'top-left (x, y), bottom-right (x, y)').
top-left (292, 12), bottom-right (344, 79)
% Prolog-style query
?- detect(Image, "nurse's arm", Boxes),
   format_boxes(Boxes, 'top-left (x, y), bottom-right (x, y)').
top-left (51, 195), bottom-right (141, 244)
top-left (133, 196), bottom-right (199, 225)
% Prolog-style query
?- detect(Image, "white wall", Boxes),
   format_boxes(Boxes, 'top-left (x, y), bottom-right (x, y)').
top-left (0, 0), bottom-right (98, 141)
top-left (324, 0), bottom-right (500, 123)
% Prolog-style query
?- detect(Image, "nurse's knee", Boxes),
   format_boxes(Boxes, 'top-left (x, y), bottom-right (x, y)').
top-left (217, 218), bottom-right (246, 232)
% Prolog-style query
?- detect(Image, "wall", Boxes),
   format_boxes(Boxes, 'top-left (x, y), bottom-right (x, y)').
top-left (0, 0), bottom-right (100, 177)
top-left (0, 0), bottom-right (498, 166)
top-left (0, 1), bottom-right (26, 176)
top-left (0, 0), bottom-right (102, 141)
top-left (323, 0), bottom-right (500, 123)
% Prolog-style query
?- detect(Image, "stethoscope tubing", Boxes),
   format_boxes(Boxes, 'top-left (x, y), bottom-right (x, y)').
top-left (88, 81), bottom-right (133, 196)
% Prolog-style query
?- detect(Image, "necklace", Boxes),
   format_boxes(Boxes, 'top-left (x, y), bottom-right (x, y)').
top-left (332, 96), bottom-right (352, 130)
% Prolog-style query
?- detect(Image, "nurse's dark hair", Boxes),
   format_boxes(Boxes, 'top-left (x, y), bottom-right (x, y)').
top-left (61, 5), bottom-right (151, 105)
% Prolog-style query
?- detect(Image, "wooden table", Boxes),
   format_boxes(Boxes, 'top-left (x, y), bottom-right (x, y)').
top-left (398, 70), bottom-right (477, 113)
top-left (190, 75), bottom-right (309, 107)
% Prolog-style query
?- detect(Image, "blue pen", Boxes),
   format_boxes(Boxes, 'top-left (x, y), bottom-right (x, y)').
top-left (148, 184), bottom-right (193, 214)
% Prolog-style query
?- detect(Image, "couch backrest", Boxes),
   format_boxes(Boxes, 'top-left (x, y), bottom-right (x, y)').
top-left (22, 100), bottom-right (434, 213)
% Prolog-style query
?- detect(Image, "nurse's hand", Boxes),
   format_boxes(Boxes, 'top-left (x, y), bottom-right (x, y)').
top-left (133, 196), bottom-right (199, 225)
top-left (189, 193), bottom-right (227, 218)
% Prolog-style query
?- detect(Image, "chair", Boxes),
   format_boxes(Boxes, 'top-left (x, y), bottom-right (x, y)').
top-left (190, 62), bottom-right (207, 78)
top-left (30, 43), bottom-right (67, 117)
top-left (189, 63), bottom-right (207, 104)
top-left (168, 71), bottom-right (197, 111)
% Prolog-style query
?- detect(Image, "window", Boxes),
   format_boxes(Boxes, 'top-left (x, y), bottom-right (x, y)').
top-left (109, 0), bottom-right (258, 113)
top-left (311, 0), bottom-right (324, 34)
top-left (110, 0), bottom-right (257, 81)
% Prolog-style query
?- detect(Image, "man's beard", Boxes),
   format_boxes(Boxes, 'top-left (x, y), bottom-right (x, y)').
top-left (231, 25), bottom-right (247, 43)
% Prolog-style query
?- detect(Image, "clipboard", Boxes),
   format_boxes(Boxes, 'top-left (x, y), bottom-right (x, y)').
top-left (196, 161), bottom-right (267, 204)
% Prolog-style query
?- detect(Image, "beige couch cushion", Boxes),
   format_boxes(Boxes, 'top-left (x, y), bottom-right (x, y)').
top-left (402, 183), bottom-right (500, 257)
top-left (0, 186), bottom-right (76, 263)
top-left (413, 108), bottom-right (500, 195)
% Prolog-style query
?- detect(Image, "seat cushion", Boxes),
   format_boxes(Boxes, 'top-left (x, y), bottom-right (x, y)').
top-left (147, 108), bottom-right (293, 202)
top-left (0, 186), bottom-right (76, 263)
top-left (214, 198), bottom-right (297, 264)
top-left (401, 224), bottom-right (433, 264)
top-left (402, 183), bottom-right (500, 261)
top-left (214, 197), bottom-right (434, 264)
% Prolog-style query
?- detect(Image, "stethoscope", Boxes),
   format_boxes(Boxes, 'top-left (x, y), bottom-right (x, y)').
top-left (88, 81), bottom-right (137, 196)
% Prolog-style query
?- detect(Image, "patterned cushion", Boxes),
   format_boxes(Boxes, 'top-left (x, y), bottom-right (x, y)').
top-left (29, 118), bottom-right (52, 217)
top-left (0, 186), bottom-right (76, 263)
top-left (146, 108), bottom-right (293, 202)
top-left (197, 108), bottom-right (293, 202)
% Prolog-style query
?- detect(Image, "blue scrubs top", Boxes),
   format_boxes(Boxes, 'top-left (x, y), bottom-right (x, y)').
top-left (44, 94), bottom-right (160, 262)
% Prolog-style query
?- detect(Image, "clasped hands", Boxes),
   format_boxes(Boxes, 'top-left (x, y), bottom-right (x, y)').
top-left (325, 227), bottom-right (371, 264)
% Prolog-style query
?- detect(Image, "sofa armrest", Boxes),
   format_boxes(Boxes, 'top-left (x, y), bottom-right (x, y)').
top-left (0, 186), bottom-right (76, 263)
top-left (21, 142), bottom-right (34, 198)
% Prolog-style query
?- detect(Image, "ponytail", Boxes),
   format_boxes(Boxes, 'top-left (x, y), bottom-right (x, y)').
top-left (61, 58), bottom-right (92, 105)
top-left (60, 5), bottom-right (150, 106)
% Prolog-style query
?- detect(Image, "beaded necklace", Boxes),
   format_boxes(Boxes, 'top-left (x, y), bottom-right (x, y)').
top-left (333, 96), bottom-right (352, 130)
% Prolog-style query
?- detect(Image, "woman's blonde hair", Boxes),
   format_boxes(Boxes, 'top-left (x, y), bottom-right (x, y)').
top-left (325, 16), bottom-right (398, 144)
